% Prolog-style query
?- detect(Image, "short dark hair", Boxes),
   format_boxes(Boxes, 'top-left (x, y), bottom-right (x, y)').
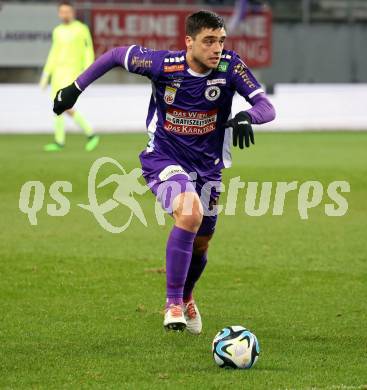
top-left (58, 1), bottom-right (74, 8)
top-left (185, 11), bottom-right (226, 38)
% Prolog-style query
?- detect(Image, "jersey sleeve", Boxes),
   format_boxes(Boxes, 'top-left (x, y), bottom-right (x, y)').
top-left (229, 53), bottom-right (264, 101)
top-left (123, 45), bottom-right (165, 80)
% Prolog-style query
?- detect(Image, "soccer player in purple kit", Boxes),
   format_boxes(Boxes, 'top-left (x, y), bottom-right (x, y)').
top-left (53, 11), bottom-right (276, 333)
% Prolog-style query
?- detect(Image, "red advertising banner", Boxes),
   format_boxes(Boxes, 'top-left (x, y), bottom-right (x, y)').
top-left (90, 6), bottom-right (272, 68)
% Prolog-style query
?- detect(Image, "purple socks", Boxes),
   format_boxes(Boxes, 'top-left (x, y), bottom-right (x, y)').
top-left (166, 226), bottom-right (196, 307)
top-left (183, 252), bottom-right (208, 302)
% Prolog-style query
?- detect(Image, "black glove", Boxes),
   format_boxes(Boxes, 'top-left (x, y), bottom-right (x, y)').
top-left (53, 82), bottom-right (81, 115)
top-left (224, 111), bottom-right (254, 149)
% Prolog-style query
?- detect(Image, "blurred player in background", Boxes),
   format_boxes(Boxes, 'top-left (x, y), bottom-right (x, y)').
top-left (40, 1), bottom-right (99, 152)
top-left (53, 11), bottom-right (275, 333)
top-left (228, 0), bottom-right (265, 33)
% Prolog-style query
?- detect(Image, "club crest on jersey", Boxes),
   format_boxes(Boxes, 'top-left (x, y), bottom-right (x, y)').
top-left (205, 86), bottom-right (221, 101)
top-left (164, 86), bottom-right (177, 105)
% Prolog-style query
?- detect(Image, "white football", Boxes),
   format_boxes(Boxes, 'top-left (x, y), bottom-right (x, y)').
top-left (212, 325), bottom-right (260, 369)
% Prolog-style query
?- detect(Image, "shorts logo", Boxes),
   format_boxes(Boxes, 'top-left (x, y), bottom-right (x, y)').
top-left (158, 165), bottom-right (189, 181)
top-left (205, 86), bottom-right (221, 101)
top-left (217, 61), bottom-right (229, 72)
top-left (164, 86), bottom-right (177, 105)
top-left (207, 78), bottom-right (226, 86)
top-left (164, 64), bottom-right (185, 73)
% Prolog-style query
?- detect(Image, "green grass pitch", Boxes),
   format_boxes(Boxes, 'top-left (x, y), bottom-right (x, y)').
top-left (0, 132), bottom-right (366, 389)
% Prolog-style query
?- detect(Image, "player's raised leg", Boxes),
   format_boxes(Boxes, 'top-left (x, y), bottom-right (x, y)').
top-left (164, 190), bottom-right (203, 331)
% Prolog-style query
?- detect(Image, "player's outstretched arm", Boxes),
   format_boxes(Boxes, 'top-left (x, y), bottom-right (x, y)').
top-left (227, 52), bottom-right (276, 148)
top-left (53, 47), bottom-right (129, 115)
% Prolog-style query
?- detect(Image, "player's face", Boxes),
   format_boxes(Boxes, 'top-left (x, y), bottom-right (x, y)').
top-left (186, 28), bottom-right (226, 71)
top-left (58, 5), bottom-right (75, 24)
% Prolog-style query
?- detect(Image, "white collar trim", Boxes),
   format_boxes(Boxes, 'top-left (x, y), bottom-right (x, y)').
top-left (187, 68), bottom-right (212, 77)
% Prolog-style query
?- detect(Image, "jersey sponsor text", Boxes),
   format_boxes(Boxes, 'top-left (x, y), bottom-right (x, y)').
top-left (164, 108), bottom-right (217, 135)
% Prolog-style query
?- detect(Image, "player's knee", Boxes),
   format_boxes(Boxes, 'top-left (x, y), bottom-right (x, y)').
top-left (173, 192), bottom-right (203, 232)
top-left (176, 208), bottom-right (203, 231)
top-left (179, 213), bottom-right (203, 232)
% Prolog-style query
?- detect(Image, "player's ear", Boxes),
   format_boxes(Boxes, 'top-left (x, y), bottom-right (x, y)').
top-left (185, 35), bottom-right (193, 50)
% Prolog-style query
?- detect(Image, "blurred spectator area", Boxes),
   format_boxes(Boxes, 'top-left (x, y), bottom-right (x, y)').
top-left (4, 0), bottom-right (367, 22)
top-left (268, 0), bottom-right (367, 22)
top-left (1, 0), bottom-right (367, 84)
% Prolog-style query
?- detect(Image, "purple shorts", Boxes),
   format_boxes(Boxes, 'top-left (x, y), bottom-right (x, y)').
top-left (139, 150), bottom-right (222, 236)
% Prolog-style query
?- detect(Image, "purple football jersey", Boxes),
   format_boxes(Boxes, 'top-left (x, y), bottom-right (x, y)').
top-left (123, 45), bottom-right (263, 177)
